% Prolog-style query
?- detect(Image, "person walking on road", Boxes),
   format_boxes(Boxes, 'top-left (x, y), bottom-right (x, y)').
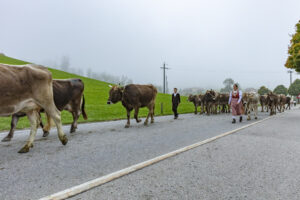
top-left (172, 88), bottom-right (181, 119)
top-left (228, 84), bottom-right (243, 123)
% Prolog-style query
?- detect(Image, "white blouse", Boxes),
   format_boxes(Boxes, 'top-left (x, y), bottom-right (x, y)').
top-left (228, 90), bottom-right (242, 104)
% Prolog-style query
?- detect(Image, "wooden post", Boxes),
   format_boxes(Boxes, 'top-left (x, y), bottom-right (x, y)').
top-left (161, 102), bottom-right (163, 114)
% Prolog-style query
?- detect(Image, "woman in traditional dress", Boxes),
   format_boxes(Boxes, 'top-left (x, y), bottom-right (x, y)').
top-left (228, 84), bottom-right (243, 123)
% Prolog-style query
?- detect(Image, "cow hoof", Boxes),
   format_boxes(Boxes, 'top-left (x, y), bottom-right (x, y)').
top-left (2, 137), bottom-right (11, 142)
top-left (70, 128), bottom-right (76, 133)
top-left (137, 119), bottom-right (142, 123)
top-left (125, 124), bottom-right (130, 128)
top-left (151, 120), bottom-right (154, 124)
top-left (144, 122), bottom-right (148, 126)
top-left (43, 131), bottom-right (50, 137)
top-left (247, 118), bottom-right (251, 121)
top-left (18, 145), bottom-right (30, 153)
top-left (255, 117), bottom-right (258, 120)
top-left (60, 136), bottom-right (68, 145)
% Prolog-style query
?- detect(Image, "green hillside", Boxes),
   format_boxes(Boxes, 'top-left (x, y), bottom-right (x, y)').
top-left (0, 55), bottom-right (194, 131)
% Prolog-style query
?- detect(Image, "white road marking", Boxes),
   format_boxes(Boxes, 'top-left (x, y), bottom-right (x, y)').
top-left (38, 116), bottom-right (273, 200)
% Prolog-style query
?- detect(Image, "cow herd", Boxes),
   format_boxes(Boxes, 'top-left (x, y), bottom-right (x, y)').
top-left (188, 90), bottom-right (292, 120)
top-left (0, 63), bottom-right (160, 153)
top-left (0, 63), bottom-right (294, 153)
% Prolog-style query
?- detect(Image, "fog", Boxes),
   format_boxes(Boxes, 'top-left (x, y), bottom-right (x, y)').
top-left (1, 0), bottom-right (300, 91)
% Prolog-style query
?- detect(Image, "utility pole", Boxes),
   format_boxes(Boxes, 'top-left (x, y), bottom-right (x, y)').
top-left (288, 70), bottom-right (293, 86)
top-left (160, 62), bottom-right (170, 93)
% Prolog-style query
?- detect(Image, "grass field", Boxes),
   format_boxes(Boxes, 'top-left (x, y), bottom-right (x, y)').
top-left (0, 55), bottom-right (195, 131)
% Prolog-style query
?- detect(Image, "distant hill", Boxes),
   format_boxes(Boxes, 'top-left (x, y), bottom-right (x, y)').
top-left (0, 54), bottom-right (194, 131)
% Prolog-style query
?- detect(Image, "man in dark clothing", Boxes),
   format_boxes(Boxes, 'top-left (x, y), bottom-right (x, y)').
top-left (172, 88), bottom-right (181, 119)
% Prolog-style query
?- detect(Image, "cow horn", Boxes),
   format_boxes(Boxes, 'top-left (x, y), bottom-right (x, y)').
top-left (108, 85), bottom-right (113, 88)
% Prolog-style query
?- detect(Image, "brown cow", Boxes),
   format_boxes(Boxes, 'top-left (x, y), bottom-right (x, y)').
top-left (259, 95), bottom-right (268, 112)
top-left (0, 64), bottom-right (68, 153)
top-left (242, 92), bottom-right (259, 120)
top-left (107, 84), bottom-right (157, 128)
top-left (2, 79), bottom-right (87, 142)
top-left (286, 96), bottom-right (291, 110)
top-left (198, 94), bottom-right (206, 114)
top-left (277, 94), bottom-right (287, 113)
top-left (267, 92), bottom-right (279, 116)
top-left (215, 93), bottom-right (230, 113)
top-left (203, 90), bottom-right (217, 115)
top-left (188, 95), bottom-right (201, 114)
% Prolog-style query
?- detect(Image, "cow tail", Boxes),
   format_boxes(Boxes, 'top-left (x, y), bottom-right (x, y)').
top-left (81, 95), bottom-right (88, 120)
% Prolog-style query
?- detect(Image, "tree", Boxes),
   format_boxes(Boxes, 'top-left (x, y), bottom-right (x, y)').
top-left (258, 86), bottom-right (271, 95)
top-left (273, 85), bottom-right (288, 95)
top-left (288, 79), bottom-right (300, 96)
top-left (220, 78), bottom-right (234, 93)
top-left (285, 20), bottom-right (300, 72)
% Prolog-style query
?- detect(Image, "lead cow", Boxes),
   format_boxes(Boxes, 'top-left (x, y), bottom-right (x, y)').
top-left (0, 63), bottom-right (68, 153)
top-left (107, 84), bottom-right (157, 128)
top-left (2, 79), bottom-right (88, 142)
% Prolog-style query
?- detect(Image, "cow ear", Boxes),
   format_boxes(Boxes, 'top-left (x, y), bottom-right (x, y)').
top-left (108, 85), bottom-right (113, 88)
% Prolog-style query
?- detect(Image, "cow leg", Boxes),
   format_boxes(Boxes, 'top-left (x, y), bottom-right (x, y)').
top-left (37, 113), bottom-right (48, 137)
top-left (277, 105), bottom-right (281, 113)
top-left (44, 106), bottom-right (68, 145)
top-left (206, 105), bottom-right (209, 115)
top-left (200, 103), bottom-right (204, 115)
top-left (194, 103), bottom-right (197, 114)
top-left (150, 104), bottom-right (155, 123)
top-left (39, 112), bottom-right (44, 129)
top-left (247, 105), bottom-right (251, 120)
top-left (42, 113), bottom-right (53, 137)
top-left (254, 105), bottom-right (258, 119)
top-left (144, 107), bottom-right (151, 126)
top-left (18, 111), bottom-right (40, 153)
top-left (134, 107), bottom-right (142, 123)
top-left (2, 114), bottom-right (20, 142)
top-left (261, 103), bottom-right (264, 112)
top-left (125, 109), bottom-right (131, 128)
top-left (70, 112), bottom-right (80, 133)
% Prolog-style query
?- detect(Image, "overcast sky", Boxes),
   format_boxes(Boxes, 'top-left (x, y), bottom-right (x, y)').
top-left (1, 0), bottom-right (300, 90)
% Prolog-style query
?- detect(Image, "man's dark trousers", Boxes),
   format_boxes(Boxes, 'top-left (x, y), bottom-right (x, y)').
top-left (172, 93), bottom-right (180, 118)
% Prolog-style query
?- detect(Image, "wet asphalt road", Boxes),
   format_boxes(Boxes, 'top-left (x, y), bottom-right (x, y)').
top-left (72, 108), bottom-right (300, 200)
top-left (0, 108), bottom-right (293, 200)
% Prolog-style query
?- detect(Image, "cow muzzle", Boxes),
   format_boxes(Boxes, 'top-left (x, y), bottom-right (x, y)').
top-left (107, 101), bottom-right (112, 105)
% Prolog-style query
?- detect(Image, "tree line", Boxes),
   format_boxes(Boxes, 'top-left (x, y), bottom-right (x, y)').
top-left (257, 79), bottom-right (300, 97)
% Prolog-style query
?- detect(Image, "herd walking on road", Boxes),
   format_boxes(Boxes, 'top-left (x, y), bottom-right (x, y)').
top-left (0, 63), bottom-right (294, 153)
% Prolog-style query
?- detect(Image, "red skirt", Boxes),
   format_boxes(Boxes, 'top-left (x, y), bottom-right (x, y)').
top-left (231, 98), bottom-right (242, 116)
